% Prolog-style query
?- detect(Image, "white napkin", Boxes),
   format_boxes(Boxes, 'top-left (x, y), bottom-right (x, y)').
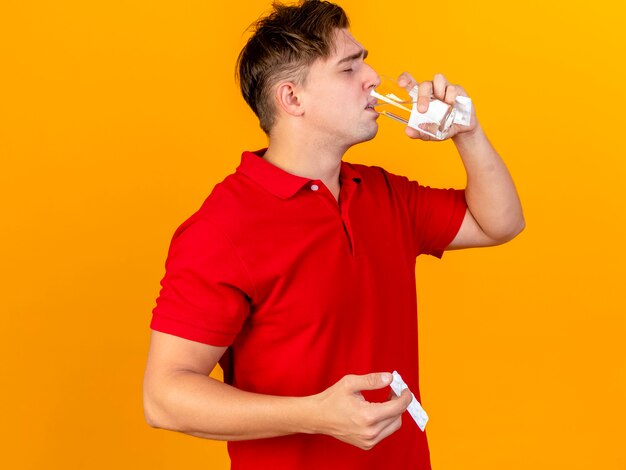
top-left (390, 370), bottom-right (429, 432)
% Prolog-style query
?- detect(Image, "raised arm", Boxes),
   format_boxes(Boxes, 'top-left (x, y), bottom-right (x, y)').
top-left (399, 72), bottom-right (525, 249)
top-left (447, 123), bottom-right (525, 248)
top-left (142, 330), bottom-right (412, 449)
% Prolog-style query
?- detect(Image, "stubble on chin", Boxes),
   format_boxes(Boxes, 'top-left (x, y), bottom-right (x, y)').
top-left (356, 121), bottom-right (379, 144)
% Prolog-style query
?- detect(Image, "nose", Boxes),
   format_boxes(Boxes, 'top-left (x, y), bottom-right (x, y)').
top-left (364, 63), bottom-right (380, 90)
top-left (372, 73), bottom-right (381, 89)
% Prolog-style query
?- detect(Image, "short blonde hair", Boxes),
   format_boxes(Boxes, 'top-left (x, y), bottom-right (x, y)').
top-left (236, 0), bottom-right (350, 135)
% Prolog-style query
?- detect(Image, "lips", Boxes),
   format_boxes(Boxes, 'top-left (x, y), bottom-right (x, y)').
top-left (365, 97), bottom-right (378, 112)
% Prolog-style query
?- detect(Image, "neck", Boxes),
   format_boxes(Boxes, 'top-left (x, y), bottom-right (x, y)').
top-left (263, 126), bottom-right (348, 201)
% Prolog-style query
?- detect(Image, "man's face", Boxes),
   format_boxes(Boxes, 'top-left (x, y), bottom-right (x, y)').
top-left (298, 29), bottom-right (380, 148)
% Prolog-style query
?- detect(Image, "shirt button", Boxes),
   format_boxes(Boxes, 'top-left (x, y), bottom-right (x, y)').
top-left (310, 184), bottom-right (319, 191)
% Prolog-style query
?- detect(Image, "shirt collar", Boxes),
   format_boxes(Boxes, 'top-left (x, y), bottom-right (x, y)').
top-left (237, 149), bottom-right (362, 200)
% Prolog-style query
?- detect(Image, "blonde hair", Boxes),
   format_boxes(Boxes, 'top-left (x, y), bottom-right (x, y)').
top-left (236, 0), bottom-right (349, 135)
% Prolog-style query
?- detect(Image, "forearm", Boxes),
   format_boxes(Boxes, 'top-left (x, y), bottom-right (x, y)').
top-left (144, 370), bottom-right (317, 441)
top-left (452, 124), bottom-right (525, 241)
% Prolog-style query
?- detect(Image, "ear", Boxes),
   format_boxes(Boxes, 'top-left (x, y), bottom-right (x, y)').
top-left (275, 82), bottom-right (305, 117)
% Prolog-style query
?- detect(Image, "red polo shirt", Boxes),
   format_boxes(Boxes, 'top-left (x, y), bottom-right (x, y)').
top-left (151, 150), bottom-right (466, 469)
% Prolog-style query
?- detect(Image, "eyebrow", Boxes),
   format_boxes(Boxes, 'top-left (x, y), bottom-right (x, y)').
top-left (336, 49), bottom-right (368, 66)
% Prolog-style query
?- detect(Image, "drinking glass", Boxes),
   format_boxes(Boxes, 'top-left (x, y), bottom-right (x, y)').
top-left (371, 75), bottom-right (470, 140)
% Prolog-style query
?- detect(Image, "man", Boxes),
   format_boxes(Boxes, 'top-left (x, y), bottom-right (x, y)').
top-left (143, 1), bottom-right (524, 469)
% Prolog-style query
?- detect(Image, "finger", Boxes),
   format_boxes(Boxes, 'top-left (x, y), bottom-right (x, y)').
top-left (359, 412), bottom-right (403, 450)
top-left (405, 124), bottom-right (434, 141)
top-left (373, 414), bottom-right (403, 445)
top-left (432, 73), bottom-right (449, 101)
top-left (417, 122), bottom-right (441, 139)
top-left (344, 372), bottom-right (392, 393)
top-left (405, 125), bottom-right (420, 139)
top-left (367, 388), bottom-right (412, 422)
top-left (397, 71), bottom-right (416, 91)
top-left (452, 84), bottom-right (468, 97)
top-left (443, 85), bottom-right (457, 105)
top-left (417, 81), bottom-right (433, 113)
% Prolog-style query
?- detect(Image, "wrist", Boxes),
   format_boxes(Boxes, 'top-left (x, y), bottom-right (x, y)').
top-left (290, 393), bottom-right (323, 435)
top-left (452, 123), bottom-right (483, 146)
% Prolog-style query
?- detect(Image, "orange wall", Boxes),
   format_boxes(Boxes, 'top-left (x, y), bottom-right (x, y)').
top-left (2, 1), bottom-right (625, 468)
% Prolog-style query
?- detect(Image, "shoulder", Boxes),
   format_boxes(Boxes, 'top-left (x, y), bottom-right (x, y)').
top-left (175, 167), bottom-right (262, 233)
top-left (166, 173), bottom-right (245, 248)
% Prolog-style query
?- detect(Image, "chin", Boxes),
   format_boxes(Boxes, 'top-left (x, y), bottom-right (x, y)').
top-left (357, 123), bottom-right (379, 143)
top-left (338, 122), bottom-right (379, 149)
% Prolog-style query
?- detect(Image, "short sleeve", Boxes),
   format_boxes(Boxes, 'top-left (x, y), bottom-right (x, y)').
top-left (383, 170), bottom-right (467, 258)
top-left (150, 217), bottom-right (254, 346)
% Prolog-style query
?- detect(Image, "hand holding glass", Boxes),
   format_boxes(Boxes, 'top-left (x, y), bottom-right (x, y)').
top-left (371, 75), bottom-right (472, 140)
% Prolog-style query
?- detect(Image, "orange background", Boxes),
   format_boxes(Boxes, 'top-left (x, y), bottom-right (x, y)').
top-left (2, 0), bottom-right (625, 468)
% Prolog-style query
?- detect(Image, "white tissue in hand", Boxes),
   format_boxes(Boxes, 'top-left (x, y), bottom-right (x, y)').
top-left (390, 370), bottom-right (429, 432)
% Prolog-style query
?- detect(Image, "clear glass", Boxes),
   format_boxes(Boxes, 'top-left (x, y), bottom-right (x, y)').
top-left (371, 75), bottom-right (457, 140)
